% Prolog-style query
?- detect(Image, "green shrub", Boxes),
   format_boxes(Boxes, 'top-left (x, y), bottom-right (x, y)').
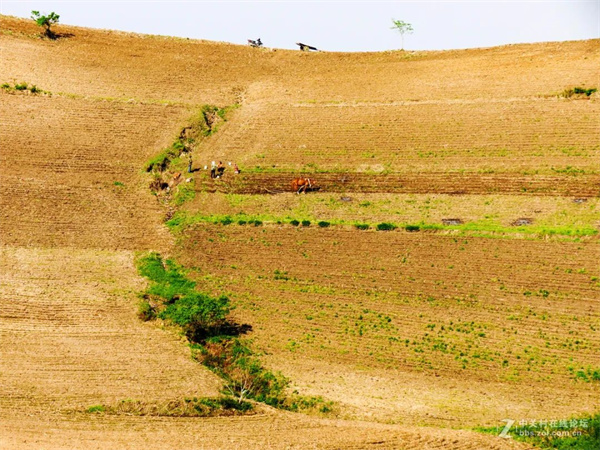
top-left (252, 220), bottom-right (263, 227)
top-left (160, 292), bottom-right (231, 341)
top-left (376, 222), bottom-right (397, 231)
top-left (136, 253), bottom-right (231, 341)
top-left (301, 220), bottom-right (311, 227)
top-left (405, 224), bottom-right (420, 232)
top-left (220, 216), bottom-right (233, 225)
top-left (289, 220), bottom-right (300, 226)
top-left (237, 220), bottom-right (247, 225)
top-left (355, 223), bottom-right (370, 230)
top-left (318, 221), bottom-right (330, 228)
top-left (14, 82), bottom-right (28, 91)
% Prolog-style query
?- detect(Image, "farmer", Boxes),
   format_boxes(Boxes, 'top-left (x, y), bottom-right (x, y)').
top-left (187, 153), bottom-right (193, 173)
top-left (216, 161), bottom-right (225, 178)
top-left (210, 161), bottom-right (216, 179)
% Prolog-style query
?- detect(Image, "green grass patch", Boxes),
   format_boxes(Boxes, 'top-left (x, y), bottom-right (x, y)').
top-left (86, 405), bottom-right (106, 413)
top-left (173, 181), bottom-right (196, 206)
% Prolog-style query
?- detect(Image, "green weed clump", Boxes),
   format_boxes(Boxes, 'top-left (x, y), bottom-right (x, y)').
top-left (376, 222), bottom-right (397, 231)
top-left (289, 220), bottom-right (300, 226)
top-left (317, 221), bottom-right (330, 228)
top-left (2, 81), bottom-right (47, 94)
top-left (354, 223), bottom-right (370, 230)
top-left (560, 86), bottom-right (597, 98)
top-left (301, 220), bottom-right (311, 227)
top-left (86, 405), bottom-right (105, 413)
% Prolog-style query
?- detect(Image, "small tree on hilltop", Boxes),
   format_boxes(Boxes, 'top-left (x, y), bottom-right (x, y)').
top-left (31, 11), bottom-right (60, 39)
top-left (390, 19), bottom-right (413, 50)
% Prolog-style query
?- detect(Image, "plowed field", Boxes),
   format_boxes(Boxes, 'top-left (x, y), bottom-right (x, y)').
top-left (174, 224), bottom-right (599, 425)
top-left (0, 93), bottom-right (183, 249)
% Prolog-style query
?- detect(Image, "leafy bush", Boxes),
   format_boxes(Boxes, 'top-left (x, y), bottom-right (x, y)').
top-left (317, 221), bottom-right (330, 228)
top-left (301, 220), bottom-right (311, 227)
top-left (136, 253), bottom-right (231, 341)
top-left (252, 220), bottom-right (263, 227)
top-left (376, 222), bottom-right (397, 231)
top-left (289, 220), bottom-right (300, 226)
top-left (160, 292), bottom-right (231, 341)
top-left (355, 223), bottom-right (370, 230)
top-left (237, 219), bottom-right (247, 225)
top-left (405, 224), bottom-right (420, 232)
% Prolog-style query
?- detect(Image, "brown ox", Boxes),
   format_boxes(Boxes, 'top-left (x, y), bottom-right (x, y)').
top-left (291, 177), bottom-right (314, 194)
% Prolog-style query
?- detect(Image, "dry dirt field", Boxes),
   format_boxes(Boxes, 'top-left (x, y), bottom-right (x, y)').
top-left (1, 14), bottom-right (598, 449)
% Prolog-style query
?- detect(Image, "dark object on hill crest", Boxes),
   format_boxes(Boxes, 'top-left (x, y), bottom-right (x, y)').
top-left (296, 42), bottom-right (319, 52)
top-left (248, 38), bottom-right (263, 48)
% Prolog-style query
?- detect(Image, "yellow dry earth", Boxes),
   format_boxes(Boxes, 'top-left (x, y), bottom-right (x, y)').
top-left (0, 14), bottom-right (597, 449)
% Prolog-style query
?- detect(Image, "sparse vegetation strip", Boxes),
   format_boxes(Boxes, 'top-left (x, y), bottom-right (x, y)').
top-left (135, 252), bottom-right (334, 415)
top-left (1, 81), bottom-right (48, 95)
top-left (86, 396), bottom-right (253, 417)
top-left (165, 211), bottom-right (597, 239)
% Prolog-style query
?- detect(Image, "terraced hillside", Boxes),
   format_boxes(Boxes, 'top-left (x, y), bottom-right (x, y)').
top-left (1, 14), bottom-right (598, 450)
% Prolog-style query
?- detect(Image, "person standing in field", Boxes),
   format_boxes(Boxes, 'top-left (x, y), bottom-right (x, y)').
top-left (187, 153), bottom-right (193, 173)
top-left (217, 161), bottom-right (225, 178)
top-left (210, 161), bottom-right (216, 179)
